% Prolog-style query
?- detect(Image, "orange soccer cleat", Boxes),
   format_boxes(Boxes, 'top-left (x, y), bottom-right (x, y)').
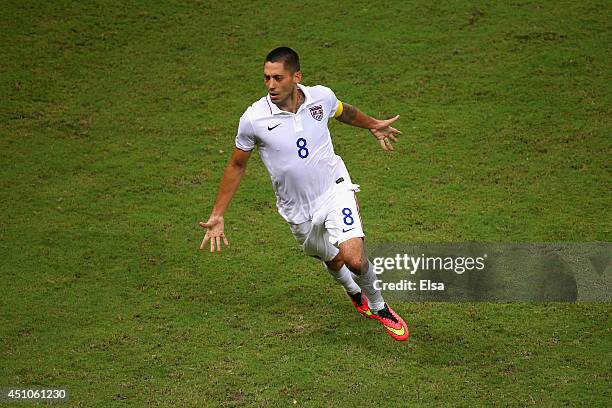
top-left (372, 303), bottom-right (409, 341)
top-left (348, 291), bottom-right (375, 319)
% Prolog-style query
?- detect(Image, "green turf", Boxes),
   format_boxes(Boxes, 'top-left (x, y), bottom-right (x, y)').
top-left (1, 0), bottom-right (610, 406)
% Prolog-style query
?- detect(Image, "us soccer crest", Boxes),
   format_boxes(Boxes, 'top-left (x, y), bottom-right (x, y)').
top-left (309, 105), bottom-right (324, 121)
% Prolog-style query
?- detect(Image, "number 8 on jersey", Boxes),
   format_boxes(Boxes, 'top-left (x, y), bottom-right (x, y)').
top-left (296, 137), bottom-right (309, 159)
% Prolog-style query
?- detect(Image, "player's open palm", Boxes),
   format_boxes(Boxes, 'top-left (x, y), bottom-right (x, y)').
top-left (199, 215), bottom-right (229, 252)
top-left (370, 115), bottom-right (401, 151)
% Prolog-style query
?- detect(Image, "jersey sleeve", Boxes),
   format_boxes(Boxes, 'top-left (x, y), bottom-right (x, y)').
top-left (322, 86), bottom-right (343, 120)
top-left (235, 109), bottom-right (256, 152)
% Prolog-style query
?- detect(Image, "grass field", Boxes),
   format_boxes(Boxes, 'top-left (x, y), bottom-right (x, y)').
top-left (1, 0), bottom-right (611, 406)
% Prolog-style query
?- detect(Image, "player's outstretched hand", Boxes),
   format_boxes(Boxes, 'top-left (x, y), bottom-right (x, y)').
top-left (369, 115), bottom-right (402, 151)
top-left (199, 215), bottom-right (229, 252)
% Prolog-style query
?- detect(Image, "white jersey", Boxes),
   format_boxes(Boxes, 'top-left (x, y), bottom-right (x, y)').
top-left (235, 84), bottom-right (349, 224)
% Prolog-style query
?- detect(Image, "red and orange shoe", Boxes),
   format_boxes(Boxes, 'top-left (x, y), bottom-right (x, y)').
top-left (373, 304), bottom-right (409, 341)
top-left (348, 292), bottom-right (375, 319)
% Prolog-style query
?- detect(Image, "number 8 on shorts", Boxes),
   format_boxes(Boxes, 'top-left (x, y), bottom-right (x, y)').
top-left (342, 208), bottom-right (354, 225)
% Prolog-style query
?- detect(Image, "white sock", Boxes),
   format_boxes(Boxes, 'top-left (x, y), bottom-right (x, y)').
top-left (325, 264), bottom-right (361, 295)
top-left (352, 260), bottom-right (385, 312)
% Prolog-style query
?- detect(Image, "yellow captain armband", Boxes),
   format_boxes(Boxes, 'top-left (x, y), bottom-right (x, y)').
top-left (333, 101), bottom-right (344, 118)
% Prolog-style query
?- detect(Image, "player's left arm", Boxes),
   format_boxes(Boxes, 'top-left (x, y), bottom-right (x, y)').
top-left (335, 102), bottom-right (401, 151)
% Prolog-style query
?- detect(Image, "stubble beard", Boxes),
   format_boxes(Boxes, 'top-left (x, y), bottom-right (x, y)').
top-left (275, 85), bottom-right (302, 112)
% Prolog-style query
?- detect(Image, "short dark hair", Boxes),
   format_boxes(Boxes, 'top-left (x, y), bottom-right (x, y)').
top-left (265, 47), bottom-right (300, 73)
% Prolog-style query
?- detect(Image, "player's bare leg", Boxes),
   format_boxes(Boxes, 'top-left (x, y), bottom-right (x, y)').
top-left (337, 237), bottom-right (368, 275)
top-left (337, 238), bottom-right (384, 310)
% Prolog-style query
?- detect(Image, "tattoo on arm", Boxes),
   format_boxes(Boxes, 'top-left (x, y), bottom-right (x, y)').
top-left (335, 102), bottom-right (377, 129)
top-left (338, 103), bottom-right (358, 124)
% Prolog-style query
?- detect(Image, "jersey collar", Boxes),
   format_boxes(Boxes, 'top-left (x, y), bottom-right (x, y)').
top-left (266, 83), bottom-right (313, 115)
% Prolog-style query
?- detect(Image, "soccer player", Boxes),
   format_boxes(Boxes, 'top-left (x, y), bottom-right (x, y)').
top-left (199, 47), bottom-right (409, 341)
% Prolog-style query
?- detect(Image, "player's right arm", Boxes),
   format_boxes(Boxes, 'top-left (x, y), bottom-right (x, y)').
top-left (199, 147), bottom-right (251, 252)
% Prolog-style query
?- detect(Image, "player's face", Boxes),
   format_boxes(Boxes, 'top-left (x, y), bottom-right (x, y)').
top-left (264, 61), bottom-right (301, 105)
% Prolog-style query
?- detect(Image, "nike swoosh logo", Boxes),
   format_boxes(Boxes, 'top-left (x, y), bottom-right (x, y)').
top-left (342, 228), bottom-right (355, 233)
top-left (364, 310), bottom-right (373, 316)
top-left (384, 324), bottom-right (406, 336)
top-left (267, 123), bottom-right (281, 131)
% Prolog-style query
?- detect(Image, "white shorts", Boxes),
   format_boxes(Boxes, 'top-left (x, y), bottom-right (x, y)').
top-left (289, 178), bottom-right (365, 262)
